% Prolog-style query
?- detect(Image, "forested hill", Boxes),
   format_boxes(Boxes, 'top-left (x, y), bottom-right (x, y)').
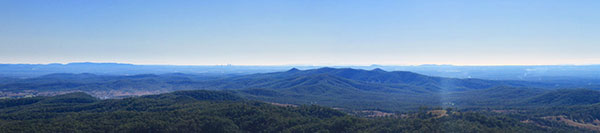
top-left (226, 67), bottom-right (543, 90)
top-left (0, 90), bottom-right (576, 132)
top-left (201, 67), bottom-right (556, 110)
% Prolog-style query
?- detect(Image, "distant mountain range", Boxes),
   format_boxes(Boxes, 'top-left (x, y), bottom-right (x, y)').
top-left (2, 62), bottom-right (600, 82)
top-left (0, 62), bottom-right (298, 78)
top-left (2, 67), bottom-right (599, 111)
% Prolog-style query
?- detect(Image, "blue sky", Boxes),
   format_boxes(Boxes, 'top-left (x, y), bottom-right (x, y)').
top-left (1, 0), bottom-right (599, 65)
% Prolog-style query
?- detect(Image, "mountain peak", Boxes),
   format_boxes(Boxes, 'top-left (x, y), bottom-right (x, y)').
top-left (371, 68), bottom-right (386, 72)
top-left (287, 68), bottom-right (301, 72)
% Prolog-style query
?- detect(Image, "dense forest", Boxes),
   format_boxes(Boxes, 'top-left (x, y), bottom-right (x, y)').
top-left (0, 90), bottom-right (585, 132)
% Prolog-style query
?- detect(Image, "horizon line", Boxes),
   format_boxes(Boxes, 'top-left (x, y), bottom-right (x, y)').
top-left (1, 62), bottom-right (600, 67)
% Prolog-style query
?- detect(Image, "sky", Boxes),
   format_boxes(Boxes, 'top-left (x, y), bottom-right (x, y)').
top-left (1, 0), bottom-right (599, 66)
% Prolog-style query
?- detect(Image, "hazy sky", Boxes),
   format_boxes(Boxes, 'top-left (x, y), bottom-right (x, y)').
top-left (1, 0), bottom-right (599, 65)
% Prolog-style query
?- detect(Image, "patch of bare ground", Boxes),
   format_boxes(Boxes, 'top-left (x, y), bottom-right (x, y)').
top-left (491, 109), bottom-right (521, 114)
top-left (90, 90), bottom-right (168, 99)
top-left (520, 119), bottom-right (551, 129)
top-left (427, 110), bottom-right (448, 118)
top-left (268, 102), bottom-right (298, 107)
top-left (542, 116), bottom-right (600, 131)
top-left (359, 110), bottom-right (395, 117)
